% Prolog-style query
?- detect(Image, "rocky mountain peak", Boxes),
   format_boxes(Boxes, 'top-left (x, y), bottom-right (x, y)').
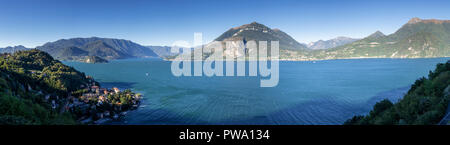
top-left (407, 17), bottom-right (450, 24)
top-left (214, 22), bottom-right (307, 50)
top-left (408, 17), bottom-right (422, 24)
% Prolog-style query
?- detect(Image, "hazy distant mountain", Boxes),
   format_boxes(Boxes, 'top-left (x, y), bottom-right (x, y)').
top-left (214, 22), bottom-right (308, 50)
top-left (171, 19), bottom-right (450, 61)
top-left (303, 18), bottom-right (450, 60)
top-left (0, 45), bottom-right (30, 53)
top-left (147, 46), bottom-right (178, 57)
top-left (307, 37), bottom-right (359, 50)
top-left (36, 37), bottom-right (158, 61)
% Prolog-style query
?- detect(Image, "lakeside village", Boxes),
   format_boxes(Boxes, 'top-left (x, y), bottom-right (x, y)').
top-left (48, 76), bottom-right (142, 124)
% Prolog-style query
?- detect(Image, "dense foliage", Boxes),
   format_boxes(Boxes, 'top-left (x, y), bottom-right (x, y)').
top-left (0, 49), bottom-right (91, 124)
top-left (1, 49), bottom-right (141, 124)
top-left (0, 45), bottom-right (30, 53)
top-left (0, 49), bottom-right (90, 95)
top-left (345, 60), bottom-right (450, 125)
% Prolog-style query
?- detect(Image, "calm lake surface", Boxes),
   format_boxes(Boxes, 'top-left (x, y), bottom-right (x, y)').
top-left (64, 58), bottom-right (449, 125)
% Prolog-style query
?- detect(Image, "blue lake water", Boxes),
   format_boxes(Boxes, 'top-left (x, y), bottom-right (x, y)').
top-left (64, 58), bottom-right (449, 125)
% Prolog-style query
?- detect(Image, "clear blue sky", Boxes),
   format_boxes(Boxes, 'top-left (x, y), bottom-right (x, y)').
top-left (0, 0), bottom-right (449, 48)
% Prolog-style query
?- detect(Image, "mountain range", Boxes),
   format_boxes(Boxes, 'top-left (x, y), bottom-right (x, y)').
top-left (2, 17), bottom-right (449, 62)
top-left (304, 18), bottom-right (450, 60)
top-left (0, 45), bottom-right (30, 53)
top-left (173, 18), bottom-right (449, 60)
top-left (307, 37), bottom-right (359, 50)
top-left (35, 37), bottom-right (158, 61)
